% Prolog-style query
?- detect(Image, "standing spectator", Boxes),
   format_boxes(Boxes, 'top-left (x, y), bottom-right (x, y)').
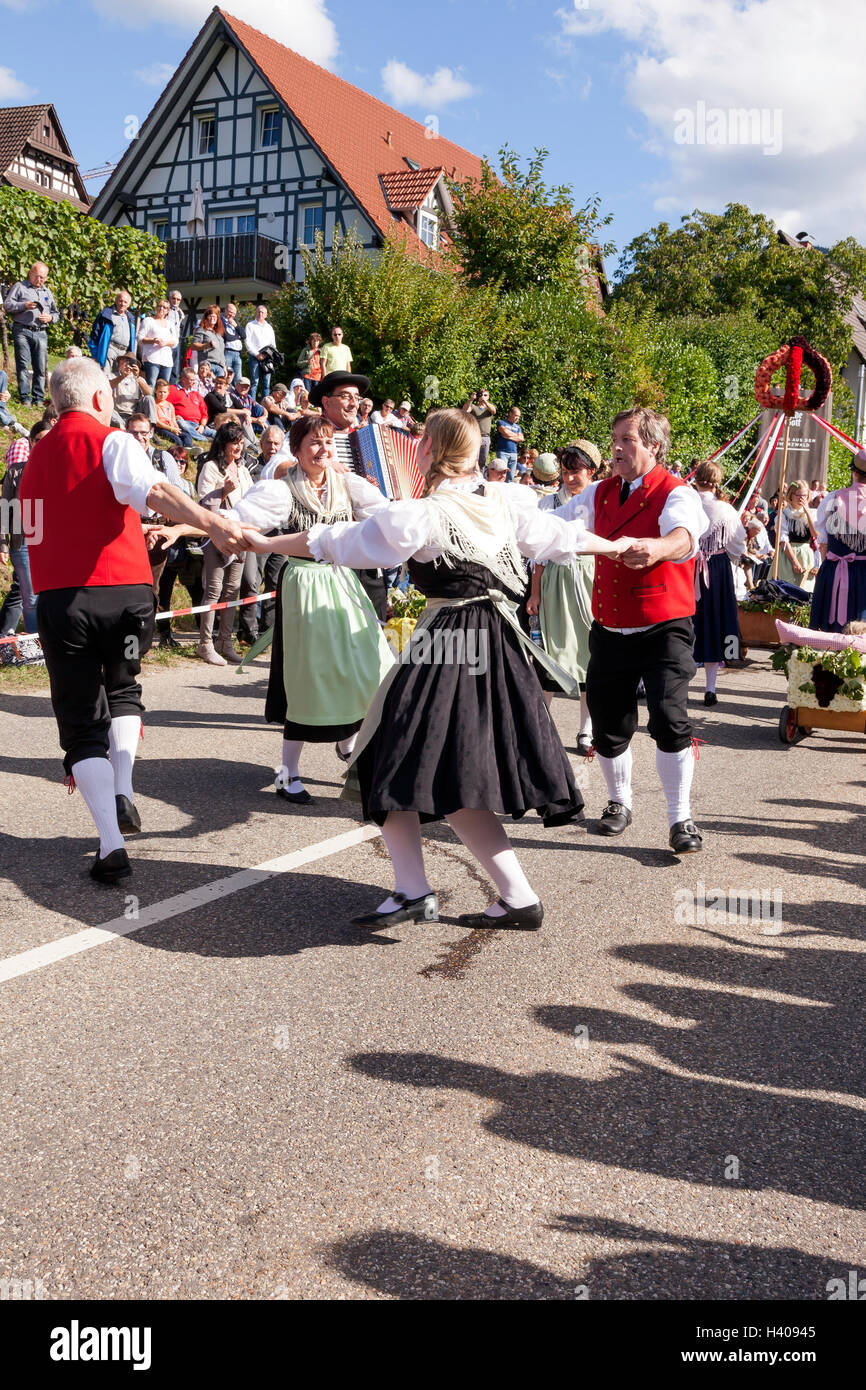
top-left (167, 367), bottom-right (215, 447)
top-left (468, 388), bottom-right (496, 470)
top-left (138, 298), bottom-right (178, 387)
top-left (296, 332), bottom-right (323, 392)
top-left (222, 303), bottom-right (244, 381)
top-left (3, 261), bottom-right (59, 406)
top-left (89, 289), bottom-right (136, 374)
top-left (190, 305), bottom-right (227, 378)
top-left (356, 397), bottom-right (373, 428)
top-left (151, 378), bottom-right (185, 445)
top-left (126, 413), bottom-right (184, 643)
top-left (809, 477), bottom-right (827, 509)
top-left (320, 325), bottom-right (353, 375)
top-left (196, 423), bottom-right (254, 665)
top-left (245, 304), bottom-right (277, 400)
top-left (167, 290), bottom-right (186, 383)
top-left (0, 422), bottom-right (51, 635)
top-left (370, 398), bottom-right (396, 426)
top-left (0, 367), bottom-right (29, 436)
top-left (495, 406), bottom-right (524, 480)
top-left (109, 355), bottom-right (156, 428)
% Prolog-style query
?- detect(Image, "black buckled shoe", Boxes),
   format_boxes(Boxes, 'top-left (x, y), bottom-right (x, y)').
top-left (595, 801), bottom-right (633, 836)
top-left (703, 692), bottom-right (718, 706)
top-left (669, 819), bottom-right (703, 854)
top-left (576, 736), bottom-right (593, 757)
top-left (276, 784), bottom-right (313, 805)
top-left (90, 847), bottom-right (132, 885)
top-left (116, 794), bottom-right (141, 834)
top-left (352, 892), bottom-right (439, 928)
top-left (457, 900), bottom-right (543, 931)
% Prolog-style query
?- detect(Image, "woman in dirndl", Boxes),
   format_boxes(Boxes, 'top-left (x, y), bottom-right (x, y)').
top-left (526, 439), bottom-right (600, 755)
top-left (241, 409), bottom-right (631, 933)
top-left (233, 413), bottom-right (393, 804)
top-left (692, 461), bottom-right (746, 705)
top-left (810, 450), bottom-right (866, 631)
top-left (777, 479), bottom-right (818, 591)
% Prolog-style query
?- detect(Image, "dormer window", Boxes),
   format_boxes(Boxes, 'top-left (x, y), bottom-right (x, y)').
top-left (418, 209), bottom-right (439, 249)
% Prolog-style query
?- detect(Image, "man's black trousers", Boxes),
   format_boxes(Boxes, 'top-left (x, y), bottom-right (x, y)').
top-left (586, 617), bottom-right (696, 758)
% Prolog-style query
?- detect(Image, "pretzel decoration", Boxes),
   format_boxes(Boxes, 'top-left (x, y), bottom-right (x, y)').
top-left (754, 336), bottom-right (832, 413)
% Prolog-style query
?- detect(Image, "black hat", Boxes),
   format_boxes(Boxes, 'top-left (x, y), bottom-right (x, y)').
top-left (309, 370), bottom-right (370, 407)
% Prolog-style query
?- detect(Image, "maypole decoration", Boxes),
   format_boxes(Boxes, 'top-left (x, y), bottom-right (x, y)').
top-left (753, 336), bottom-right (833, 580)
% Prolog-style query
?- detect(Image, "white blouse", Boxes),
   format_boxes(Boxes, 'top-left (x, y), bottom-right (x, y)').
top-left (696, 491), bottom-right (746, 562)
top-left (232, 470), bottom-right (388, 532)
top-left (779, 504), bottom-right (815, 544)
top-left (303, 478), bottom-right (591, 570)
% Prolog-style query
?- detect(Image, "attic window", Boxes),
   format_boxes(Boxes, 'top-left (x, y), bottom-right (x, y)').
top-left (418, 209), bottom-right (439, 249)
top-left (43, 125), bottom-right (50, 139)
top-left (197, 115), bottom-right (215, 157)
top-left (404, 158), bottom-right (420, 171)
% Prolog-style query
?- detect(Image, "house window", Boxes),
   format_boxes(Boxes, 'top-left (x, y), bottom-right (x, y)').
top-left (214, 213), bottom-right (256, 236)
top-left (301, 203), bottom-right (324, 243)
top-left (260, 108), bottom-right (280, 148)
top-left (197, 115), bottom-right (215, 156)
top-left (43, 125), bottom-right (50, 139)
top-left (151, 220), bottom-right (170, 242)
top-left (418, 210), bottom-right (439, 248)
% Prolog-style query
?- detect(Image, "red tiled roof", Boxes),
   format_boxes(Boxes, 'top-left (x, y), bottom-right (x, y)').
top-left (217, 8), bottom-right (482, 242)
top-left (380, 167), bottom-right (443, 212)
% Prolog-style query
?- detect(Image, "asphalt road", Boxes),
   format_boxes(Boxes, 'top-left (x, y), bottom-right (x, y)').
top-left (1, 650), bottom-right (864, 1301)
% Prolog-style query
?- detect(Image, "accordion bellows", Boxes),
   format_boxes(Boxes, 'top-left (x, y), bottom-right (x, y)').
top-left (350, 424), bottom-right (424, 500)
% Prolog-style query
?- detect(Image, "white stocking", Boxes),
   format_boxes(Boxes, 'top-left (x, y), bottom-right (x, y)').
top-left (337, 732), bottom-right (358, 759)
top-left (277, 738), bottom-right (304, 791)
top-left (578, 692), bottom-right (592, 739)
top-left (704, 661), bottom-right (719, 694)
top-left (378, 810), bottom-right (431, 910)
top-left (108, 715), bottom-right (140, 801)
top-left (656, 746), bottom-right (694, 826)
top-left (446, 808), bottom-right (538, 916)
top-left (596, 748), bottom-right (633, 809)
top-left (71, 756), bottom-right (125, 857)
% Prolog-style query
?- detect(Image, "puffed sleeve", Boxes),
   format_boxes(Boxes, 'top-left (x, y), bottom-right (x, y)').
top-left (346, 471), bottom-right (392, 519)
top-left (723, 503), bottom-right (746, 562)
top-left (505, 485), bottom-right (593, 564)
top-left (230, 479), bottom-right (291, 532)
top-left (101, 431), bottom-right (162, 517)
top-left (778, 508), bottom-right (790, 543)
top-left (308, 500), bottom-right (432, 567)
top-left (658, 485), bottom-right (708, 560)
top-left (815, 494), bottom-right (831, 544)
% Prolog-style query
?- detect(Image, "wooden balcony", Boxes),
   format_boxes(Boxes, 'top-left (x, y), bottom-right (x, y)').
top-left (163, 233), bottom-right (284, 286)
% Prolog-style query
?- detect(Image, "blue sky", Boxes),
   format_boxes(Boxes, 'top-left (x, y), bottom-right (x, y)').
top-left (2, 0), bottom-right (863, 277)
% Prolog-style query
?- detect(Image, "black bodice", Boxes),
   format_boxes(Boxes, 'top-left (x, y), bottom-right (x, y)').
top-left (408, 556), bottom-right (504, 599)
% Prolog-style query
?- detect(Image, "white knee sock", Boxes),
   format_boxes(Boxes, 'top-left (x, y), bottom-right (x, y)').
top-left (578, 692), bottom-right (592, 739)
top-left (596, 748), bottom-right (632, 809)
top-left (656, 746), bottom-right (694, 825)
top-left (72, 756), bottom-right (125, 857)
top-left (337, 732), bottom-right (358, 759)
top-left (446, 808), bottom-right (538, 916)
top-left (379, 810), bottom-right (431, 910)
top-left (108, 715), bottom-right (140, 801)
top-left (277, 738), bottom-right (304, 791)
top-left (704, 662), bottom-right (720, 694)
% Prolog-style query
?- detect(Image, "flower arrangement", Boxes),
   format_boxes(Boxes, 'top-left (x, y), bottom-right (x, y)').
top-left (385, 584), bottom-right (427, 654)
top-left (772, 643), bottom-right (866, 711)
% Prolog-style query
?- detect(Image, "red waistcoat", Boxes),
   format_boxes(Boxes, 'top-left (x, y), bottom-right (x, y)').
top-left (592, 467), bottom-right (696, 626)
top-left (20, 412), bottom-right (153, 593)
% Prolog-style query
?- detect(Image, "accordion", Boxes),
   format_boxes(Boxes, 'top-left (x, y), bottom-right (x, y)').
top-left (349, 424), bottom-right (424, 500)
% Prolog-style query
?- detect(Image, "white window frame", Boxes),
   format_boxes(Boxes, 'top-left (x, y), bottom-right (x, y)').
top-left (300, 202), bottom-right (324, 245)
top-left (418, 208), bottom-right (439, 249)
top-left (259, 106), bottom-right (280, 149)
top-left (197, 114), bottom-right (216, 157)
top-left (212, 210), bottom-right (257, 237)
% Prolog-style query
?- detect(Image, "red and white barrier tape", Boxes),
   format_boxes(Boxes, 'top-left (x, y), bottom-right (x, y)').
top-left (154, 591), bottom-right (276, 621)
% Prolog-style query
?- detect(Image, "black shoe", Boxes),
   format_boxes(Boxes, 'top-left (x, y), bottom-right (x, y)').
top-left (576, 736), bottom-right (593, 757)
top-left (352, 892), bottom-right (439, 928)
top-left (90, 847), bottom-right (132, 884)
top-left (276, 784), bottom-right (313, 805)
top-left (457, 900), bottom-right (544, 931)
top-left (669, 819), bottom-right (703, 854)
top-left (703, 691), bottom-right (718, 706)
top-left (115, 794), bottom-right (141, 834)
top-left (159, 631), bottom-right (180, 649)
top-left (595, 801), bottom-right (633, 836)
top-left (541, 804), bottom-right (585, 829)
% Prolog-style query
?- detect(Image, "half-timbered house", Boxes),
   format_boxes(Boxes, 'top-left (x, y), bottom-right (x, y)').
top-left (0, 104), bottom-right (90, 210)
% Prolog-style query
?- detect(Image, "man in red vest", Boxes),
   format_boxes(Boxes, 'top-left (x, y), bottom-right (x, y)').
top-left (19, 357), bottom-right (245, 883)
top-left (560, 408), bottom-right (708, 853)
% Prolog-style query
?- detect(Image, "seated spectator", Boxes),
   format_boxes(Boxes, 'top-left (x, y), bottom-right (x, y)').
top-left (743, 515), bottom-right (773, 589)
top-left (356, 397), bottom-right (373, 428)
top-left (370, 397), bottom-right (396, 426)
top-left (296, 332), bottom-right (323, 392)
top-left (394, 400), bottom-right (415, 432)
top-left (152, 378), bottom-right (185, 445)
top-left (230, 375), bottom-right (266, 431)
top-left (191, 305), bottom-right (227, 378)
top-left (0, 368), bottom-right (28, 437)
top-left (531, 452), bottom-right (560, 495)
top-left (167, 367), bottom-right (215, 447)
top-left (261, 383), bottom-right (298, 428)
top-left (109, 354), bottom-right (155, 428)
top-left (64, 345), bottom-right (83, 359)
top-left (486, 456), bottom-right (509, 484)
top-left (296, 387), bottom-right (317, 416)
top-left (204, 375), bottom-right (258, 445)
top-left (138, 297), bottom-right (178, 387)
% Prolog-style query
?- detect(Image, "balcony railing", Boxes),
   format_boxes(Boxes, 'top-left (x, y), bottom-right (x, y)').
top-left (163, 233), bottom-right (284, 286)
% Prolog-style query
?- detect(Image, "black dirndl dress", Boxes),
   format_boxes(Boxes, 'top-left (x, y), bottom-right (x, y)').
top-left (693, 551), bottom-right (740, 663)
top-left (354, 556), bottom-right (584, 826)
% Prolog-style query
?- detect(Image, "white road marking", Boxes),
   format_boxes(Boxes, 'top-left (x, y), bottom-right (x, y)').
top-left (0, 825), bottom-right (382, 985)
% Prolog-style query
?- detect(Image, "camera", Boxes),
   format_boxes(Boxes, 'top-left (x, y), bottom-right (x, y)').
top-left (257, 346), bottom-right (285, 373)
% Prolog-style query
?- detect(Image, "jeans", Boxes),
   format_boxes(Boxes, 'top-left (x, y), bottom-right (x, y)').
top-left (9, 546), bottom-right (38, 633)
top-left (142, 360), bottom-right (172, 388)
top-left (496, 451), bottom-right (517, 481)
top-left (12, 326), bottom-right (48, 404)
top-left (225, 348), bottom-right (243, 382)
top-left (172, 341), bottom-right (185, 384)
top-left (248, 357), bottom-right (271, 401)
top-left (177, 418), bottom-right (215, 447)
top-left (0, 369), bottom-right (15, 425)
top-left (0, 569), bottom-right (22, 634)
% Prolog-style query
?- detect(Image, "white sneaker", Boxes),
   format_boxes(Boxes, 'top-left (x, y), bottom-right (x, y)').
top-left (195, 642), bottom-right (227, 665)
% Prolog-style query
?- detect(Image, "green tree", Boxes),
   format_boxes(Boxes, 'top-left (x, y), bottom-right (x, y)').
top-left (0, 187), bottom-right (166, 356)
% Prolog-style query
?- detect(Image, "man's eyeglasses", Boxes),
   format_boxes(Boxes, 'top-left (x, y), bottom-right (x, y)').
top-left (129, 429), bottom-right (151, 438)
top-left (334, 392), bottom-right (360, 403)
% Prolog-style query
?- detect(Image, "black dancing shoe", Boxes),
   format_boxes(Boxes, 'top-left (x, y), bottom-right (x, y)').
top-left (90, 847), bottom-right (132, 884)
top-left (541, 805), bottom-right (585, 829)
top-left (594, 801), bottom-right (633, 836)
top-left (576, 736), bottom-right (593, 758)
top-left (669, 819), bottom-right (703, 854)
top-left (276, 784), bottom-right (313, 806)
top-left (351, 892), bottom-right (439, 928)
top-left (457, 900), bottom-right (544, 931)
top-left (115, 794), bottom-right (141, 834)
top-left (703, 691), bottom-right (718, 706)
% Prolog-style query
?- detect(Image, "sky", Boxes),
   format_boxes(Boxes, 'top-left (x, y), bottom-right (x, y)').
top-left (2, 0), bottom-right (863, 278)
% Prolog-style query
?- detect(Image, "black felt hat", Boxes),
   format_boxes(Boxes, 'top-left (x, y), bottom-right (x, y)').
top-left (309, 371), bottom-right (370, 407)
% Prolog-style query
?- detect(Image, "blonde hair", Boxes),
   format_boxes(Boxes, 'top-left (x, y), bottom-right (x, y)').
top-left (786, 479), bottom-right (809, 503)
top-left (694, 460), bottom-right (722, 495)
top-left (421, 409), bottom-right (481, 496)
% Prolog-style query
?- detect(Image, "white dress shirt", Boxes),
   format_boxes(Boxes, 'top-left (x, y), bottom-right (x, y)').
top-left (102, 431), bottom-right (163, 516)
top-left (244, 320), bottom-right (276, 356)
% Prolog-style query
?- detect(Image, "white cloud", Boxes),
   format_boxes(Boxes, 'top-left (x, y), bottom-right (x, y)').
top-left (133, 62), bottom-right (177, 87)
top-left (90, 0), bottom-right (338, 68)
top-left (0, 64), bottom-right (34, 99)
top-left (381, 60), bottom-right (477, 110)
top-left (558, 0), bottom-right (866, 243)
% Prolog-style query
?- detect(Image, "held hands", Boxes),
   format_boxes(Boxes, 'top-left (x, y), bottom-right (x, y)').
top-left (240, 528), bottom-right (273, 554)
top-left (146, 524), bottom-right (185, 550)
top-left (618, 536), bottom-right (663, 569)
top-left (208, 512), bottom-right (247, 556)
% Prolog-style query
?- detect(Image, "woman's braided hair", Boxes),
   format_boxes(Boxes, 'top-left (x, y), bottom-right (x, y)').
top-left (421, 408), bottom-right (482, 496)
top-left (694, 460), bottom-right (723, 496)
